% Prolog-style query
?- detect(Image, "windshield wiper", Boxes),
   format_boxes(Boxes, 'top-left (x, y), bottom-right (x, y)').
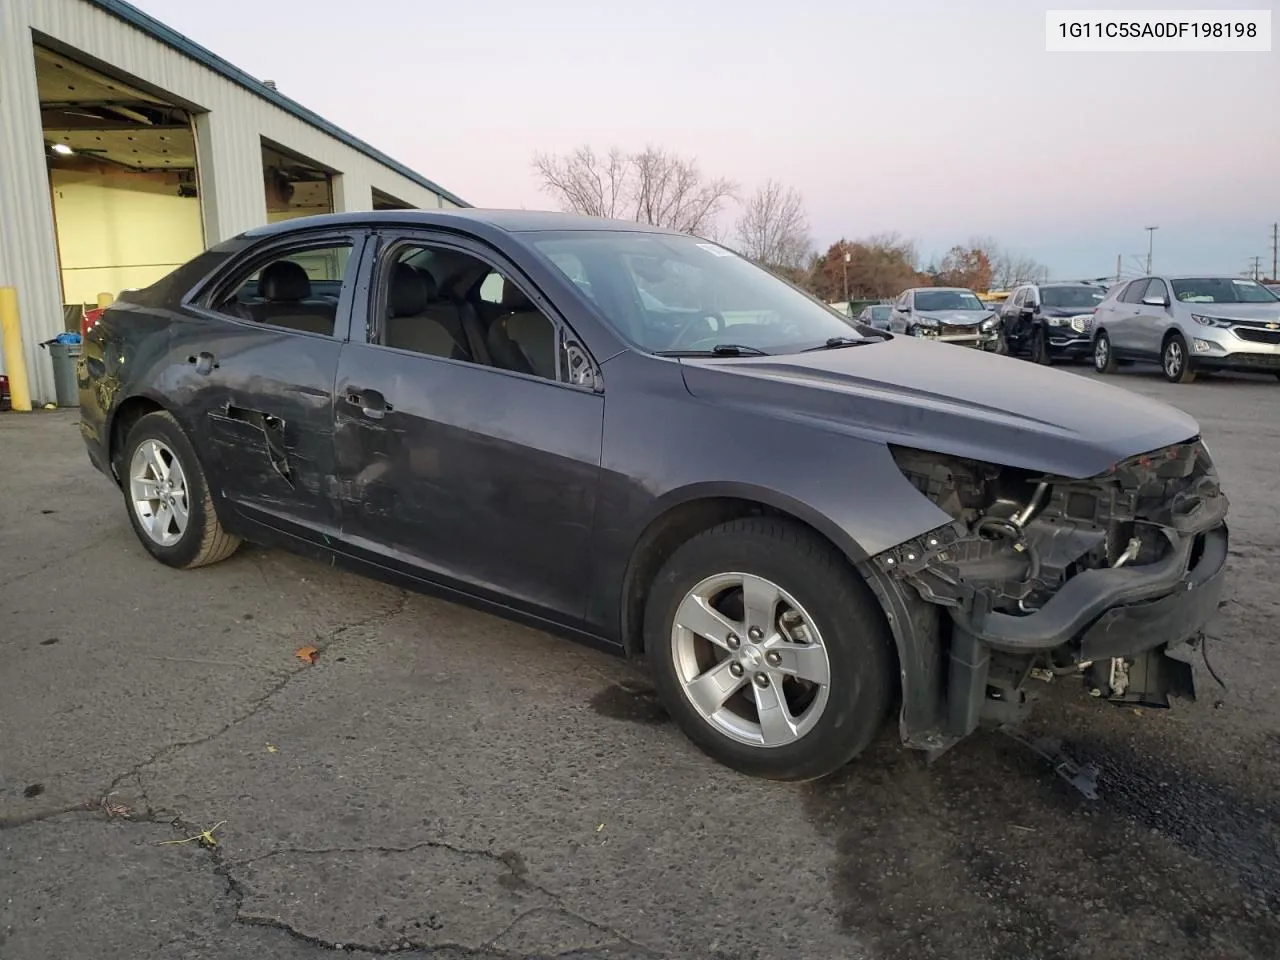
top-left (657, 343), bottom-right (770, 357)
top-left (803, 336), bottom-right (878, 351)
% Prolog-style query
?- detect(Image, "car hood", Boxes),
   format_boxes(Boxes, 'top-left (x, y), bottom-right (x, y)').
top-left (915, 309), bottom-right (994, 325)
top-left (678, 336), bottom-right (1200, 479)
top-left (1179, 302), bottom-right (1280, 322)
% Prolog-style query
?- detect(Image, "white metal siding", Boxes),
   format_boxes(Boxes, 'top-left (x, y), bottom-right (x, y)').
top-left (0, 0), bottom-right (457, 404)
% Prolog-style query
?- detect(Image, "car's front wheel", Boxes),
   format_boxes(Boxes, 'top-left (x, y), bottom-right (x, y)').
top-left (1033, 328), bottom-right (1052, 365)
top-left (1093, 332), bottom-right (1118, 373)
top-left (122, 410), bottom-right (242, 569)
top-left (645, 517), bottom-right (895, 781)
top-left (1162, 333), bottom-right (1197, 384)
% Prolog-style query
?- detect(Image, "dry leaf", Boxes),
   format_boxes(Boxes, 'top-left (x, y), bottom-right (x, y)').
top-left (295, 646), bottom-right (319, 664)
top-left (266, 743), bottom-right (279, 753)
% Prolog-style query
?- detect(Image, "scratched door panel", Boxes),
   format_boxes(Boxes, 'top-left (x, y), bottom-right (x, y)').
top-left (332, 342), bottom-right (605, 626)
top-left (167, 315), bottom-right (344, 540)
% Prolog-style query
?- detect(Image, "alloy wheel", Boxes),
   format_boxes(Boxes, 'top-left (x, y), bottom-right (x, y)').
top-left (1164, 339), bottom-right (1184, 379)
top-left (670, 572), bottom-right (832, 748)
top-left (129, 438), bottom-right (189, 547)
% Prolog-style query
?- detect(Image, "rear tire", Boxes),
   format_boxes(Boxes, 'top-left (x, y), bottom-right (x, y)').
top-left (121, 410), bottom-right (242, 569)
top-left (1161, 333), bottom-right (1197, 384)
top-left (1093, 331), bottom-right (1118, 373)
top-left (644, 517), bottom-right (894, 781)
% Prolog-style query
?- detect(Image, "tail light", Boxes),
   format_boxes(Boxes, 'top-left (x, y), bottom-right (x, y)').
top-left (81, 306), bottom-right (104, 340)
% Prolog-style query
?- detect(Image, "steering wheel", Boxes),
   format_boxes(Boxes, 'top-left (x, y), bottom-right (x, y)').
top-left (670, 311), bottom-right (725, 348)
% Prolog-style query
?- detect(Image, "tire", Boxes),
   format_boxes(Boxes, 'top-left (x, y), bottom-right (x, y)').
top-left (121, 410), bottom-right (242, 569)
top-left (1093, 331), bottom-right (1118, 373)
top-left (1161, 333), bottom-right (1197, 384)
top-left (1032, 328), bottom-right (1052, 365)
top-left (644, 517), bottom-right (895, 781)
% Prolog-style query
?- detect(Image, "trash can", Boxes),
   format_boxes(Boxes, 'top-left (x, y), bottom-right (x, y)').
top-left (41, 334), bottom-right (82, 408)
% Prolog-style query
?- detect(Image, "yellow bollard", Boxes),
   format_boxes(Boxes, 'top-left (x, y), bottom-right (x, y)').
top-left (96, 291), bottom-right (113, 310)
top-left (0, 286), bottom-right (33, 413)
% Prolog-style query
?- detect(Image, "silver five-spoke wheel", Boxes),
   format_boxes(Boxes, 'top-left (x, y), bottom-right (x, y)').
top-left (671, 571), bottom-right (832, 748)
top-left (129, 438), bottom-right (189, 547)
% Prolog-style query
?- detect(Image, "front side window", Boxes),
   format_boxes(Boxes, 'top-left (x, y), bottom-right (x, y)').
top-left (913, 289), bottom-right (985, 312)
top-left (373, 241), bottom-right (563, 383)
top-left (1171, 277), bottom-right (1280, 304)
top-left (209, 241), bottom-right (354, 337)
top-left (1120, 280), bottom-right (1151, 304)
top-left (529, 231), bottom-right (875, 356)
top-left (1144, 278), bottom-right (1170, 303)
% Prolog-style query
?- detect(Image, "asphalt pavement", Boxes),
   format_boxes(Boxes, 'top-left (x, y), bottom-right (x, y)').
top-left (2, 362), bottom-right (1278, 960)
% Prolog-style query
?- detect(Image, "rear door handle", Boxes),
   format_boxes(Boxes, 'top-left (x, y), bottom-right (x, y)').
top-left (345, 387), bottom-right (391, 420)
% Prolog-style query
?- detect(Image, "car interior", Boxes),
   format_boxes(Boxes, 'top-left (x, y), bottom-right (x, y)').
top-left (212, 242), bottom-right (563, 383)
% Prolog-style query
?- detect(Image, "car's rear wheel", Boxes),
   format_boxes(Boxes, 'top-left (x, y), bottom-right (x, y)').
top-left (122, 410), bottom-right (241, 569)
top-left (1093, 332), bottom-right (1117, 373)
top-left (644, 517), bottom-right (894, 781)
top-left (1162, 333), bottom-right (1197, 384)
top-left (1033, 328), bottom-right (1052, 365)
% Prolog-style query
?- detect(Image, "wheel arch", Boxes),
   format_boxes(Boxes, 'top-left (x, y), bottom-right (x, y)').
top-left (107, 393), bottom-right (168, 483)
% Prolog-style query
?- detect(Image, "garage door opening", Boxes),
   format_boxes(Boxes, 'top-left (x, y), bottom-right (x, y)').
top-left (36, 43), bottom-right (204, 330)
top-left (262, 140), bottom-right (335, 223)
top-left (372, 187), bottom-right (415, 211)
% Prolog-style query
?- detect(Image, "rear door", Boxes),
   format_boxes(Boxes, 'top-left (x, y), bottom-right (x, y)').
top-left (1105, 279), bottom-right (1149, 354)
top-left (171, 228), bottom-right (370, 541)
top-left (331, 229), bottom-right (606, 625)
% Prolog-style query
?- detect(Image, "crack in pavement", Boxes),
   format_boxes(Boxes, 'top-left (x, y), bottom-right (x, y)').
top-left (224, 842), bottom-right (660, 957)
top-left (0, 591), bottom-right (408, 831)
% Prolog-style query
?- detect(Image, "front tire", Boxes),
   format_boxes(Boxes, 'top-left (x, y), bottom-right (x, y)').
top-left (1032, 328), bottom-right (1052, 365)
top-left (1162, 333), bottom-right (1197, 384)
top-left (1093, 332), bottom-right (1118, 373)
top-left (122, 410), bottom-right (242, 569)
top-left (644, 517), bottom-right (894, 781)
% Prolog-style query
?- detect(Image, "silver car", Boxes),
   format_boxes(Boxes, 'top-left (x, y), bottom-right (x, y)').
top-left (888, 287), bottom-right (1001, 350)
top-left (1091, 274), bottom-right (1280, 384)
top-left (855, 303), bottom-right (893, 330)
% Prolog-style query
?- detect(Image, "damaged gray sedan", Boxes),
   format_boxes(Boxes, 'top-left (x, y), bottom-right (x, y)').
top-left (78, 210), bottom-right (1229, 781)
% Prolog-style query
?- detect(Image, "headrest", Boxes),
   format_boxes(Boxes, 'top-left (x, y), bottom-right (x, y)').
top-left (259, 260), bottom-right (311, 301)
top-left (500, 278), bottom-right (533, 311)
top-left (388, 263), bottom-right (435, 317)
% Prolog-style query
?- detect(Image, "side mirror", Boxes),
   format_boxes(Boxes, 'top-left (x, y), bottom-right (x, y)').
top-left (1142, 294), bottom-right (1169, 307)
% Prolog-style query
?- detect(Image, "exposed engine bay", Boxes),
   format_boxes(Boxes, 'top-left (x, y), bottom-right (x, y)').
top-left (869, 439), bottom-right (1229, 748)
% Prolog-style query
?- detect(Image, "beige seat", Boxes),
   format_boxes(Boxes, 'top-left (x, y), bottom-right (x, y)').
top-left (384, 264), bottom-right (466, 360)
top-left (250, 260), bottom-right (336, 335)
top-left (486, 282), bottom-right (557, 379)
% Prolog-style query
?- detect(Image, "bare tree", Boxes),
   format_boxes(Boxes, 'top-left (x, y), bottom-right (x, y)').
top-left (989, 246), bottom-right (1051, 288)
top-left (532, 143), bottom-right (737, 236)
top-left (734, 179), bottom-right (812, 271)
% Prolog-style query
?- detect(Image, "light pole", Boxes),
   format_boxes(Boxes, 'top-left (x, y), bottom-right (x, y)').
top-left (842, 250), bottom-right (850, 303)
top-left (1144, 226), bottom-right (1158, 273)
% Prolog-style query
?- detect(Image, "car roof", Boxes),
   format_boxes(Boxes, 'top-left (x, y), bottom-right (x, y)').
top-left (240, 208), bottom-right (683, 240)
top-left (911, 286), bottom-right (973, 293)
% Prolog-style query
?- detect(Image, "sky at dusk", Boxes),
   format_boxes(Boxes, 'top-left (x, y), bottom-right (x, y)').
top-left (132, 0), bottom-right (1279, 280)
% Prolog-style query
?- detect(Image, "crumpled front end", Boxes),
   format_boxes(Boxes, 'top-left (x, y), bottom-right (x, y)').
top-left (871, 438), bottom-right (1229, 746)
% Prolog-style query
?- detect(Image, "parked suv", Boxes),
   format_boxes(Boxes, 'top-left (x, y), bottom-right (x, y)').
top-left (888, 287), bottom-right (1000, 349)
top-left (1091, 274), bottom-right (1280, 383)
top-left (1000, 282), bottom-right (1106, 365)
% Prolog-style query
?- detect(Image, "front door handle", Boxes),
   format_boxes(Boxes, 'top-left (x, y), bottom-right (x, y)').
top-left (345, 387), bottom-right (391, 420)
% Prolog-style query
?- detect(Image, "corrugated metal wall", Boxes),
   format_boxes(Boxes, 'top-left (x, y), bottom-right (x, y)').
top-left (0, 0), bottom-right (463, 404)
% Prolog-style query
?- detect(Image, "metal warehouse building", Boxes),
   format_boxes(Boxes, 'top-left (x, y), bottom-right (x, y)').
top-left (0, 0), bottom-right (467, 406)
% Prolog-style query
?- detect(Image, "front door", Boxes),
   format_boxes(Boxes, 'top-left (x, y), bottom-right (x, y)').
top-left (170, 230), bottom-right (369, 541)
top-left (332, 231), bottom-right (605, 625)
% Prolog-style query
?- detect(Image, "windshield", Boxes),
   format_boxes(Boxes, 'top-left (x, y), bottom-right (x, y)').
top-left (914, 290), bottom-right (985, 312)
top-left (871, 305), bottom-right (891, 319)
top-left (1171, 277), bottom-right (1280, 304)
top-left (529, 231), bottom-right (872, 355)
top-left (1040, 285), bottom-right (1106, 308)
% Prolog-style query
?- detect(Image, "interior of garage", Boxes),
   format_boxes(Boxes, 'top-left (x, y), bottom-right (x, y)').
top-left (36, 43), bottom-right (205, 330)
top-left (262, 140), bottom-right (335, 223)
